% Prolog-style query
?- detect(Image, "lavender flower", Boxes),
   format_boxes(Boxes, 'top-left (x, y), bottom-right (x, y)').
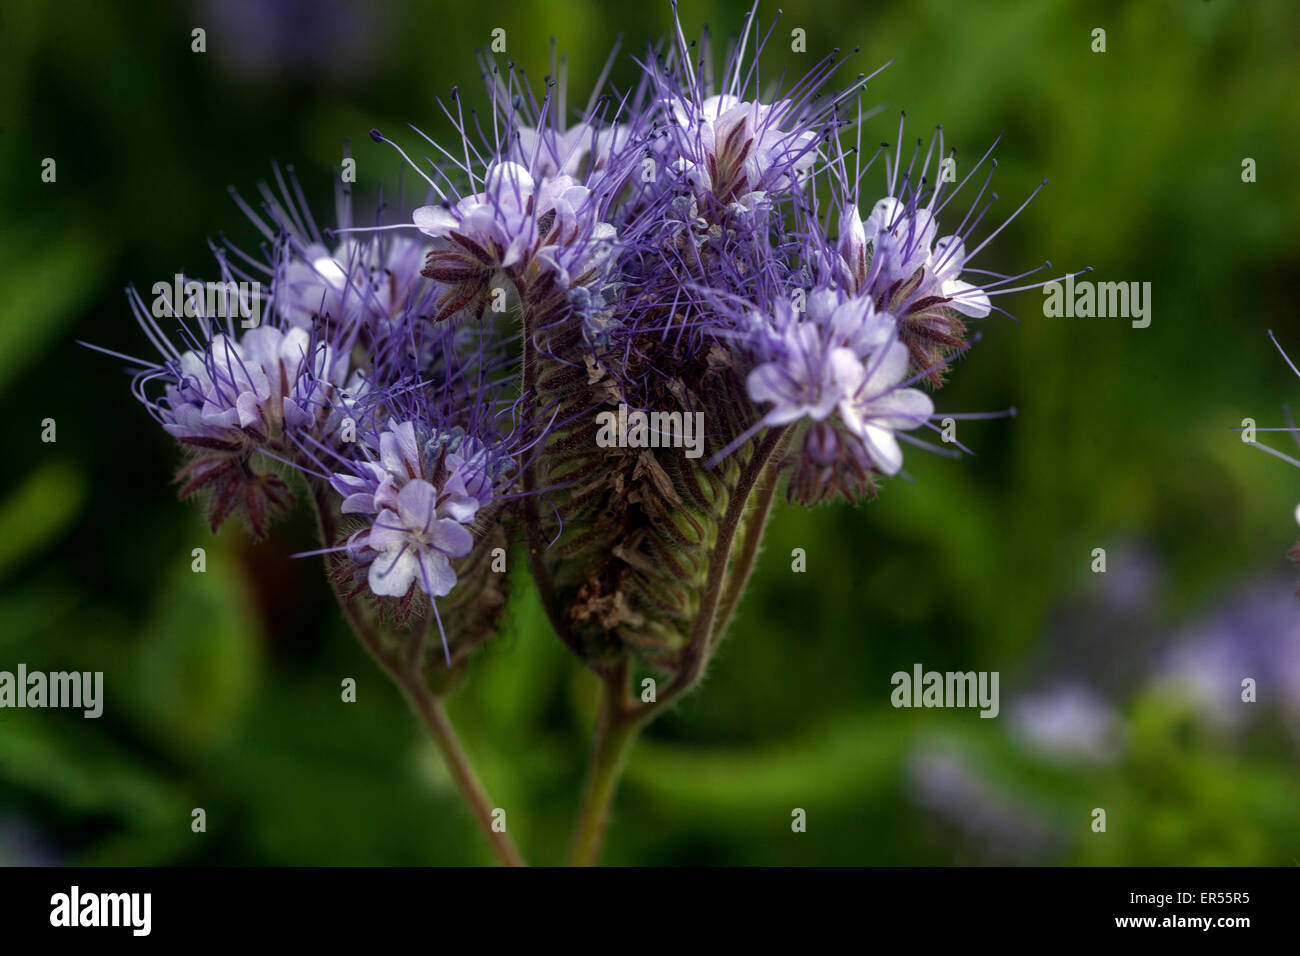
top-left (330, 420), bottom-right (490, 599)
top-left (743, 290), bottom-right (932, 476)
top-left (278, 235), bottom-right (428, 334)
top-left (403, 151), bottom-right (618, 318)
top-left (662, 94), bottom-right (820, 212)
top-left (158, 325), bottom-right (349, 448)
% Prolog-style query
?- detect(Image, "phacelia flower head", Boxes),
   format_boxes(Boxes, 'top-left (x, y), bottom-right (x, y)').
top-left (739, 288), bottom-right (932, 489)
top-left (157, 323), bottom-right (349, 450)
top-left (96, 164), bottom-right (438, 537)
top-left (106, 257), bottom-right (362, 536)
top-left (645, 3), bottom-right (870, 222)
top-left (330, 419), bottom-right (497, 599)
top-left (663, 93), bottom-right (820, 212)
top-left (826, 116), bottom-right (1052, 383)
top-left (278, 235), bottom-right (429, 334)
top-left (393, 128), bottom-right (620, 317)
top-left (103, 1), bottom-right (1066, 697)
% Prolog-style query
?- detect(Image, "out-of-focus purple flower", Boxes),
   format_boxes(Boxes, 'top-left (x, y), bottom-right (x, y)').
top-left (1008, 683), bottom-right (1122, 764)
top-left (906, 747), bottom-right (1062, 864)
top-left (197, 0), bottom-right (387, 85)
top-left (1154, 576), bottom-right (1300, 734)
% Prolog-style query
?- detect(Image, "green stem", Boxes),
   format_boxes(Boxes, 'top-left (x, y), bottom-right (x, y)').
top-left (388, 663), bottom-right (526, 868)
top-left (710, 445), bottom-right (785, 648)
top-left (567, 666), bottom-right (641, 867)
top-left (307, 478), bottom-right (526, 867)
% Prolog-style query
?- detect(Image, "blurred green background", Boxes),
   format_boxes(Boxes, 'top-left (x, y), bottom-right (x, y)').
top-left (2, 0), bottom-right (1299, 866)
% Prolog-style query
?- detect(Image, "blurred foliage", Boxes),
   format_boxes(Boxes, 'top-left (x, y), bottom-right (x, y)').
top-left (1, 0), bottom-right (1298, 865)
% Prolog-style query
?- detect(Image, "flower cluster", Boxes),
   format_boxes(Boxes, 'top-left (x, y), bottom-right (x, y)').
top-left (328, 415), bottom-right (510, 603)
top-left (104, 4), bottom-right (1057, 678)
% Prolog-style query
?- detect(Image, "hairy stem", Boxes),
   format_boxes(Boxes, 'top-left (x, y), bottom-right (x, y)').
top-left (386, 658), bottom-right (526, 868)
top-left (567, 662), bottom-right (640, 866)
top-left (307, 478), bottom-right (525, 867)
top-left (710, 439), bottom-right (787, 647)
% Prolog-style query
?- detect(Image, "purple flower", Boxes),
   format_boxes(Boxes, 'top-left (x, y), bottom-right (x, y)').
top-left (840, 197), bottom-right (991, 319)
top-left (642, 7), bottom-right (862, 223)
top-left (663, 94), bottom-right (820, 211)
top-left (100, 3), bottom-right (1065, 694)
top-left (159, 325), bottom-right (349, 448)
top-left (838, 340), bottom-right (935, 475)
top-left (329, 419), bottom-right (507, 601)
top-left (906, 747), bottom-right (1062, 864)
top-left (1154, 576), bottom-right (1300, 733)
top-left (1008, 683), bottom-right (1122, 764)
top-left (824, 117), bottom-right (1055, 382)
top-left (363, 479), bottom-right (475, 598)
top-left (412, 159), bottom-right (618, 313)
top-left (743, 290), bottom-right (931, 475)
top-left (513, 122), bottom-right (632, 182)
top-left (278, 236), bottom-right (428, 334)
